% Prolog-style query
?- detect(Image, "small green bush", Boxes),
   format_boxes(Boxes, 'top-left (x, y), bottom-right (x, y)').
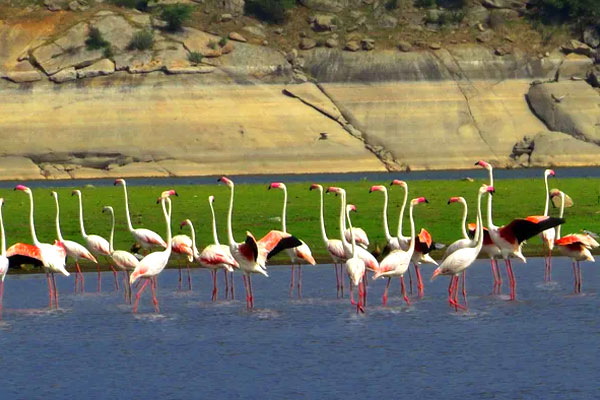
top-left (188, 51), bottom-right (204, 64)
top-left (218, 37), bottom-right (228, 47)
top-left (160, 4), bottom-right (193, 32)
top-left (128, 30), bottom-right (154, 50)
top-left (85, 27), bottom-right (109, 50)
top-left (109, 0), bottom-right (148, 11)
top-left (208, 40), bottom-right (218, 49)
top-left (245, 0), bottom-right (295, 24)
top-left (103, 45), bottom-right (114, 59)
top-left (384, 0), bottom-right (399, 10)
top-left (414, 0), bottom-right (436, 8)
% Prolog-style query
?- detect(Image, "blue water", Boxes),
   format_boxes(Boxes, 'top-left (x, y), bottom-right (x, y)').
top-left (0, 258), bottom-right (598, 399)
top-left (1, 167), bottom-right (599, 189)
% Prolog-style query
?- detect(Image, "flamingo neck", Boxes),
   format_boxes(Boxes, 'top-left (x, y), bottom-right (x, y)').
top-left (226, 183), bottom-right (235, 245)
top-left (208, 200), bottom-right (220, 246)
top-left (397, 185), bottom-right (408, 239)
top-left (281, 186), bottom-right (288, 233)
top-left (186, 220), bottom-right (198, 255)
top-left (108, 209), bottom-right (115, 253)
top-left (0, 203), bottom-right (5, 256)
top-left (475, 191), bottom-right (485, 250)
top-left (557, 192), bottom-right (565, 239)
top-left (53, 195), bottom-right (64, 242)
top-left (338, 191), bottom-right (350, 250)
top-left (120, 182), bottom-right (134, 233)
top-left (76, 193), bottom-right (88, 238)
top-left (543, 173), bottom-right (550, 216)
top-left (381, 189), bottom-right (392, 242)
top-left (486, 167), bottom-right (495, 229)
top-left (407, 202), bottom-right (416, 254)
top-left (162, 198), bottom-right (173, 256)
top-left (26, 191), bottom-right (40, 246)
top-left (346, 207), bottom-right (356, 257)
top-left (317, 187), bottom-right (329, 244)
top-left (457, 200), bottom-right (468, 239)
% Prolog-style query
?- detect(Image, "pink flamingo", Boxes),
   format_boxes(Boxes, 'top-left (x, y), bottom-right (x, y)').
top-left (51, 191), bottom-right (97, 293)
top-left (432, 185), bottom-right (494, 311)
top-left (103, 206), bottom-right (141, 304)
top-left (369, 184), bottom-right (403, 251)
top-left (269, 182), bottom-right (316, 298)
top-left (130, 190), bottom-right (177, 313)
top-left (7, 185), bottom-right (68, 309)
top-left (171, 222), bottom-right (195, 291)
top-left (114, 179), bottom-right (167, 253)
top-left (0, 199), bottom-right (9, 320)
top-left (309, 184), bottom-right (346, 297)
top-left (552, 190), bottom-right (599, 293)
top-left (218, 176), bottom-right (302, 309)
top-left (72, 189), bottom-right (120, 292)
top-left (539, 169), bottom-right (556, 282)
top-left (372, 196), bottom-right (429, 307)
top-left (344, 204), bottom-right (366, 313)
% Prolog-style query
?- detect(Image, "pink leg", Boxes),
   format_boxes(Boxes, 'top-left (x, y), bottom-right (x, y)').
top-left (577, 261), bottom-right (582, 293)
top-left (339, 265), bottom-right (344, 298)
top-left (76, 261), bottom-right (85, 293)
top-left (150, 277), bottom-right (160, 313)
top-left (408, 267), bottom-right (414, 295)
top-left (548, 250), bottom-right (553, 282)
top-left (0, 280), bottom-right (3, 320)
top-left (224, 269), bottom-right (229, 300)
top-left (289, 265), bottom-right (295, 298)
top-left (447, 276), bottom-right (455, 308)
top-left (362, 271), bottom-right (368, 306)
top-left (334, 264), bottom-right (340, 298)
top-left (297, 266), bottom-right (302, 299)
top-left (186, 262), bottom-right (192, 291)
top-left (461, 271), bottom-right (468, 307)
top-left (74, 263), bottom-right (79, 293)
top-left (400, 276), bottom-right (410, 305)
top-left (230, 271), bottom-right (235, 299)
top-left (126, 271), bottom-right (132, 304)
top-left (178, 263), bottom-right (182, 291)
top-left (495, 259), bottom-right (503, 293)
top-left (248, 275), bottom-right (254, 309)
top-left (110, 266), bottom-right (119, 291)
top-left (506, 259), bottom-right (516, 301)
top-left (211, 270), bottom-right (217, 301)
top-left (414, 264), bottom-right (424, 298)
top-left (46, 272), bottom-right (53, 308)
top-left (242, 275), bottom-right (250, 309)
top-left (357, 281), bottom-right (365, 314)
top-left (349, 281), bottom-right (355, 305)
top-left (382, 277), bottom-right (391, 306)
top-left (51, 273), bottom-right (59, 309)
top-left (97, 265), bottom-right (101, 292)
top-left (490, 259), bottom-right (498, 293)
top-left (132, 279), bottom-right (150, 313)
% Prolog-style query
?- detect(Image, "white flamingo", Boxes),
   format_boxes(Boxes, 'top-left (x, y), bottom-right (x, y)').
top-left (0, 198), bottom-right (9, 320)
top-left (130, 190), bottom-right (177, 313)
top-left (372, 196), bottom-right (429, 306)
top-left (51, 191), bottom-right (97, 293)
top-left (171, 220), bottom-right (195, 292)
top-left (344, 204), bottom-right (366, 313)
top-left (269, 182), bottom-right (316, 298)
top-left (114, 178), bottom-right (167, 253)
top-left (539, 169), bottom-right (556, 282)
top-left (72, 189), bottom-right (119, 292)
top-left (102, 206), bottom-right (141, 304)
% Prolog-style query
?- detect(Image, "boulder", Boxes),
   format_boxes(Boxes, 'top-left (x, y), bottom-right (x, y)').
top-left (561, 39), bottom-right (593, 57)
top-left (165, 65), bottom-right (216, 74)
top-left (362, 38), bottom-right (375, 51)
top-left (588, 65), bottom-right (600, 87)
top-left (495, 45), bottom-right (512, 56)
top-left (476, 30), bottom-right (494, 43)
top-left (229, 32), bottom-right (247, 42)
top-left (345, 41), bottom-right (360, 51)
top-left (50, 67), bottom-right (77, 83)
top-left (325, 38), bottom-right (339, 48)
top-left (379, 15), bottom-right (398, 29)
top-left (44, 0), bottom-right (66, 11)
top-left (221, 13), bottom-right (233, 22)
top-left (68, 0), bottom-right (88, 11)
top-left (299, 38), bottom-right (317, 50)
top-left (0, 157), bottom-right (42, 180)
top-left (299, 0), bottom-right (346, 12)
top-left (529, 131), bottom-right (600, 167)
top-left (220, 0), bottom-right (245, 16)
top-left (429, 42), bottom-right (441, 50)
top-left (113, 50), bottom-right (153, 71)
top-left (481, 0), bottom-right (526, 10)
top-left (583, 26), bottom-right (600, 49)
top-left (312, 14), bottom-right (337, 31)
top-left (3, 60), bottom-right (43, 83)
top-left (527, 81), bottom-right (600, 144)
top-left (556, 53), bottom-right (593, 81)
top-left (76, 58), bottom-right (115, 78)
top-left (91, 14), bottom-right (137, 51)
top-left (398, 41), bottom-right (412, 52)
top-left (464, 5), bottom-right (489, 26)
top-left (168, 28), bottom-right (223, 57)
top-left (242, 25), bottom-right (266, 38)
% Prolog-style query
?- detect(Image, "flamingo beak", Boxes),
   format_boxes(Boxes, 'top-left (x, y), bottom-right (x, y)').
top-left (431, 268), bottom-right (442, 281)
top-left (549, 170), bottom-right (555, 177)
top-left (309, 184), bottom-right (319, 191)
top-left (15, 185), bottom-right (28, 191)
top-left (487, 186), bottom-right (495, 194)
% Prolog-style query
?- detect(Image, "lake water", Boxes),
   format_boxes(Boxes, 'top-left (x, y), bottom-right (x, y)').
top-left (0, 257), bottom-right (597, 399)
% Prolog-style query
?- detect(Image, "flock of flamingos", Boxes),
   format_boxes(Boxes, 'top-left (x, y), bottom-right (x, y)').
top-left (0, 160), bottom-right (596, 317)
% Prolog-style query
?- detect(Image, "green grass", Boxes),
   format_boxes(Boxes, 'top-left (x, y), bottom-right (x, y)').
top-left (3, 177), bottom-right (598, 272)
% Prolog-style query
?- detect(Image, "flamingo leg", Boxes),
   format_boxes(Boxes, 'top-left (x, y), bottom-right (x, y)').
top-left (414, 264), bottom-right (424, 298)
top-left (543, 242), bottom-right (548, 282)
top-left (334, 264), bottom-right (340, 298)
top-left (242, 275), bottom-right (250, 309)
top-left (51, 273), bottom-right (59, 309)
top-left (73, 262), bottom-right (79, 293)
top-left (289, 265), bottom-right (295, 298)
top-left (505, 259), bottom-right (516, 301)
top-left (408, 267), bottom-right (414, 295)
top-left (363, 271), bottom-right (368, 306)
top-left (548, 249), bottom-right (553, 282)
top-left (230, 271), bottom-right (235, 300)
top-left (490, 259), bottom-right (498, 294)
top-left (126, 271), bottom-right (132, 304)
top-left (110, 265), bottom-right (119, 291)
top-left (577, 261), bottom-right (582, 293)
top-left (297, 266), bottom-right (302, 299)
top-left (0, 280), bottom-right (3, 320)
top-left (400, 276), bottom-right (410, 306)
top-left (150, 277), bottom-right (159, 313)
top-left (211, 270), bottom-right (217, 301)
top-left (178, 261), bottom-right (182, 291)
top-left (382, 277), bottom-right (391, 306)
top-left (494, 259), bottom-right (503, 294)
top-left (186, 261), bottom-right (192, 291)
top-left (248, 275), bottom-right (254, 309)
top-left (339, 265), bottom-right (344, 298)
top-left (447, 276), bottom-right (454, 308)
top-left (357, 281), bottom-right (365, 314)
top-left (349, 281), bottom-right (355, 305)
top-left (46, 272), bottom-right (53, 308)
top-left (224, 269), bottom-right (229, 300)
top-left (461, 271), bottom-right (467, 307)
top-left (76, 261), bottom-right (85, 293)
top-left (132, 279), bottom-right (150, 313)
top-left (97, 265), bottom-right (101, 292)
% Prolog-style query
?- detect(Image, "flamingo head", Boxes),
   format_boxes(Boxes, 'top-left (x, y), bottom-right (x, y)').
top-left (156, 189), bottom-right (177, 203)
top-left (0, 198), bottom-right (4, 207)
top-left (369, 185), bottom-right (386, 193)
top-left (114, 178), bottom-right (125, 186)
top-left (390, 179), bottom-right (407, 188)
top-left (102, 206), bottom-right (113, 214)
top-left (545, 169), bottom-right (555, 178)
top-left (208, 195), bottom-right (215, 204)
top-left (475, 160), bottom-right (491, 170)
top-left (71, 189), bottom-right (81, 197)
top-left (480, 185), bottom-right (495, 195)
top-left (447, 196), bottom-right (464, 205)
top-left (50, 191), bottom-right (58, 199)
top-left (15, 184), bottom-right (31, 194)
top-left (180, 219), bottom-right (192, 229)
top-left (268, 182), bottom-right (285, 190)
top-left (325, 186), bottom-right (344, 196)
top-left (411, 197), bottom-right (428, 206)
top-left (347, 204), bottom-right (357, 213)
top-left (218, 176), bottom-right (234, 187)
top-left (309, 183), bottom-right (322, 191)
top-left (431, 267), bottom-right (442, 281)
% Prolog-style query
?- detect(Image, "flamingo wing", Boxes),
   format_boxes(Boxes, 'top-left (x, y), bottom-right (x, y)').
top-left (240, 232), bottom-right (259, 262)
top-left (135, 228), bottom-right (167, 248)
top-left (53, 240), bottom-right (67, 259)
top-left (258, 230), bottom-right (302, 260)
top-left (504, 216), bottom-right (565, 244)
top-left (556, 234), bottom-right (599, 248)
top-left (6, 243), bottom-right (43, 268)
top-left (200, 247), bottom-right (237, 268)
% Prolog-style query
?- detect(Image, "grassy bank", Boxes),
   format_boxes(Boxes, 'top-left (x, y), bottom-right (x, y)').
top-left (3, 176), bottom-right (598, 272)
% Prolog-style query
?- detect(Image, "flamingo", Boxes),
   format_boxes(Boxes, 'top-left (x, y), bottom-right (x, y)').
top-left (269, 182), bottom-right (316, 298)
top-left (369, 184), bottom-right (402, 251)
top-left (309, 184), bottom-right (346, 298)
top-left (343, 216), bottom-right (369, 249)
top-left (51, 191), bottom-right (97, 294)
top-left (539, 169), bottom-right (556, 282)
top-left (171, 221), bottom-right (195, 292)
top-left (72, 189), bottom-right (119, 292)
top-left (474, 163), bottom-right (565, 300)
top-left (130, 190), bottom-right (177, 313)
top-left (198, 195), bottom-right (239, 300)
top-left (442, 196), bottom-right (470, 260)
top-left (474, 160), bottom-right (505, 292)
top-left (218, 176), bottom-right (302, 309)
top-left (0, 198), bottom-right (9, 320)
top-left (102, 206), bottom-right (141, 304)
top-left (344, 204), bottom-right (366, 313)
top-left (7, 185), bottom-right (68, 309)
top-left (432, 185), bottom-right (494, 311)
top-left (114, 178), bottom-right (167, 253)
top-left (372, 196), bottom-right (429, 307)
top-left (551, 190), bottom-right (599, 293)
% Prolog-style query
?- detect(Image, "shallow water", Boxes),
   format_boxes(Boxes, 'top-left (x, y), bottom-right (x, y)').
top-left (0, 257), bottom-right (598, 399)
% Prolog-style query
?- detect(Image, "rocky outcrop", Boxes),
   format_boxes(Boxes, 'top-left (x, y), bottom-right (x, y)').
top-left (529, 131), bottom-right (600, 167)
top-left (527, 81), bottom-right (600, 144)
